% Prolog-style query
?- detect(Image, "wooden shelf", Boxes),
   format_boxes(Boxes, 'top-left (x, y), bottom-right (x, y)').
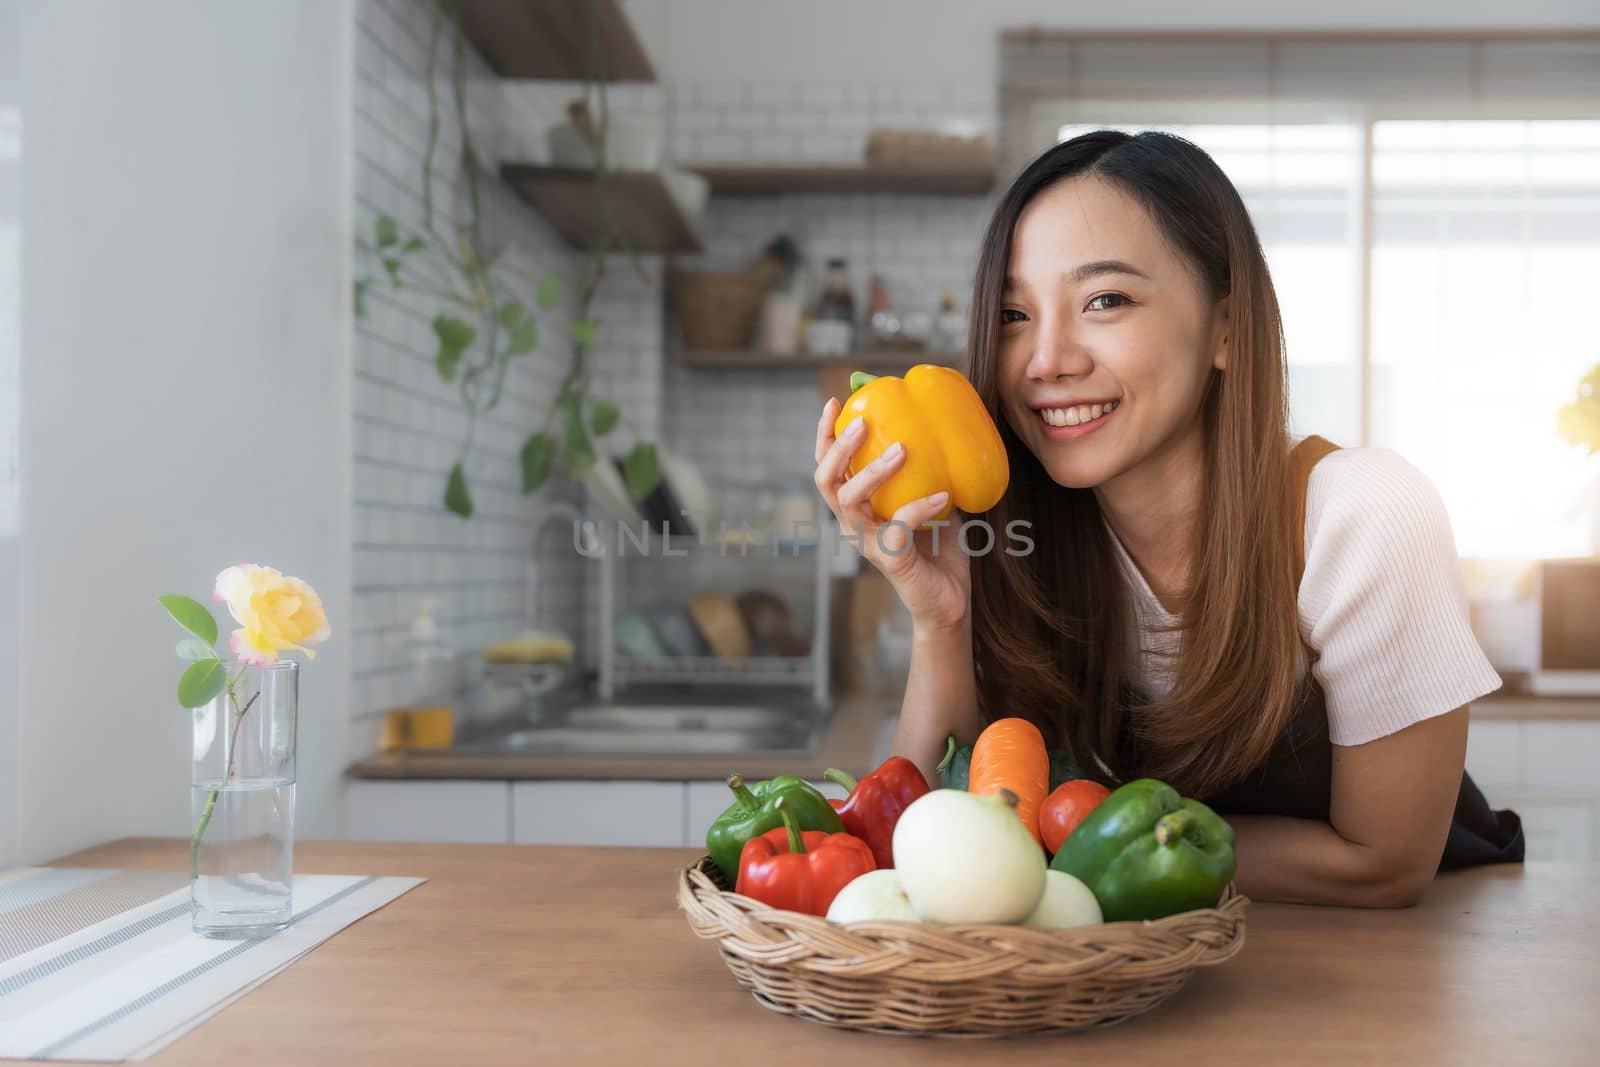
top-left (446, 0), bottom-right (656, 81)
top-left (695, 165), bottom-right (995, 198)
top-left (675, 348), bottom-right (963, 372)
top-left (501, 165), bottom-right (703, 254)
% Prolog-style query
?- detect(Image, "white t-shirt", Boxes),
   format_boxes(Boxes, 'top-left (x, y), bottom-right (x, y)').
top-left (1106, 443), bottom-right (1503, 746)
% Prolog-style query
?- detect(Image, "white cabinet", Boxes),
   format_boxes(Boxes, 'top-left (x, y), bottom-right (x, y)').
top-left (342, 716), bottom-right (1596, 857)
top-left (346, 777), bottom-right (858, 847)
top-left (685, 782), bottom-right (732, 851)
top-left (1463, 721), bottom-right (1522, 791)
top-left (346, 781), bottom-right (510, 843)
top-left (511, 781), bottom-right (686, 846)
top-left (347, 780), bottom-right (691, 846)
top-left (1501, 793), bottom-right (1598, 864)
top-left (1523, 723), bottom-right (1600, 790)
top-left (1466, 717), bottom-right (1600, 862)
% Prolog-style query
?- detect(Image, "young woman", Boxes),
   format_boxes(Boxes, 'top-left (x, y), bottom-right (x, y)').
top-left (812, 130), bottom-right (1521, 908)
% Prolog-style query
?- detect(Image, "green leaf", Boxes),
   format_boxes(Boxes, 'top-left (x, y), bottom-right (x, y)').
top-left (383, 258), bottom-right (401, 285)
top-left (623, 442), bottom-right (660, 502)
top-left (177, 659), bottom-right (226, 709)
top-left (520, 432), bottom-right (556, 493)
top-left (176, 638), bottom-right (216, 661)
top-left (159, 595), bottom-right (218, 645)
top-left (571, 317), bottom-right (599, 348)
top-left (506, 317), bottom-right (538, 356)
top-left (353, 279), bottom-right (370, 318)
top-left (562, 396), bottom-right (595, 480)
top-left (433, 314), bottom-right (476, 381)
top-left (444, 462), bottom-right (473, 518)
top-left (401, 235), bottom-right (425, 253)
top-left (375, 216), bottom-right (398, 248)
top-left (590, 399), bottom-right (619, 436)
top-left (496, 300), bottom-right (525, 329)
top-left (536, 274), bottom-right (564, 311)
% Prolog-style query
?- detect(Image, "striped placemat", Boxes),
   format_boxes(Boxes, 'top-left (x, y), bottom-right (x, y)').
top-left (0, 867), bottom-right (423, 1061)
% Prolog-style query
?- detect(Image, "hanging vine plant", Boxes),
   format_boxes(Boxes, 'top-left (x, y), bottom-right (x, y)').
top-left (355, 0), bottom-right (661, 517)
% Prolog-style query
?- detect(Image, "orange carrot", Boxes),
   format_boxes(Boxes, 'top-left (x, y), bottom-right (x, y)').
top-left (967, 718), bottom-right (1049, 846)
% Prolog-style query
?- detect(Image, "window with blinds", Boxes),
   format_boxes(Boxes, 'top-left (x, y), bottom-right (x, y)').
top-left (1003, 32), bottom-right (1600, 560)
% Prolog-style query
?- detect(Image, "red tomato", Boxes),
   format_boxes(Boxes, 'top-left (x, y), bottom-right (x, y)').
top-left (1040, 779), bottom-right (1112, 854)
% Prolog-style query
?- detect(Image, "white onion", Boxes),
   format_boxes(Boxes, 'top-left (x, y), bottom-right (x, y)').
top-left (1024, 870), bottom-right (1103, 928)
top-left (826, 869), bottom-right (919, 924)
top-left (892, 789), bottom-right (1046, 924)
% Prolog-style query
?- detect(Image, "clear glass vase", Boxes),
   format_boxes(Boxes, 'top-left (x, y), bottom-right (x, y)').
top-left (190, 660), bottom-right (297, 938)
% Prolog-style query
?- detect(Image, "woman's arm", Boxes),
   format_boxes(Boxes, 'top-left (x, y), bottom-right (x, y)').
top-left (893, 616), bottom-right (985, 787)
top-left (1228, 706), bottom-right (1468, 907)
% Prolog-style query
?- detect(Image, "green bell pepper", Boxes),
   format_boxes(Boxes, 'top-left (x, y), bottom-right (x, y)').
top-left (935, 735), bottom-right (1084, 792)
top-left (705, 773), bottom-right (844, 879)
top-left (1049, 778), bottom-right (1235, 921)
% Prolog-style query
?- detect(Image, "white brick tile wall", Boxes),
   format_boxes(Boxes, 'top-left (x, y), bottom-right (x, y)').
top-left (663, 164), bottom-right (991, 493)
top-left (664, 77), bottom-right (995, 168)
top-left (352, 38), bottom-right (1005, 747)
top-left (626, 75), bottom-right (1003, 633)
top-left (350, 0), bottom-right (654, 755)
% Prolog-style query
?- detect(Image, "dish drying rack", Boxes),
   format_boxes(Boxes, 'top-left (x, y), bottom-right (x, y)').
top-left (596, 527), bottom-right (832, 705)
top-left (523, 481), bottom-right (834, 704)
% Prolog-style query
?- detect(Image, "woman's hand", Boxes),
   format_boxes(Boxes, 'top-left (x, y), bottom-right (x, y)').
top-left (813, 397), bottom-right (972, 632)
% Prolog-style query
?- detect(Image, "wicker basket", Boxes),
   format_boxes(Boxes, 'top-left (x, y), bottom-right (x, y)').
top-left (668, 266), bottom-right (769, 350)
top-left (677, 854), bottom-right (1247, 1037)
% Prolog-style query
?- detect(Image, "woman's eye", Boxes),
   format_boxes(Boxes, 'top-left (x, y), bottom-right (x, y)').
top-left (1000, 308), bottom-right (1029, 325)
top-left (1086, 292), bottom-right (1132, 312)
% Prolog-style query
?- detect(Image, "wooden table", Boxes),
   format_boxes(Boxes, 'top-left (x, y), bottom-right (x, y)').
top-left (26, 839), bottom-right (1598, 1066)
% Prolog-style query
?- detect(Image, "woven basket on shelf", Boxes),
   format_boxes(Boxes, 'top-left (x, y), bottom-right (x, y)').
top-left (668, 266), bottom-right (769, 350)
top-left (677, 854), bottom-right (1247, 1037)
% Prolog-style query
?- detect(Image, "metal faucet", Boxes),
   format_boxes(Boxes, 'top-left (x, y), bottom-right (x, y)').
top-left (524, 500), bottom-right (596, 629)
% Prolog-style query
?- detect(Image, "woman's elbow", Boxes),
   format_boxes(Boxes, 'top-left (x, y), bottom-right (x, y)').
top-left (1353, 862), bottom-right (1435, 908)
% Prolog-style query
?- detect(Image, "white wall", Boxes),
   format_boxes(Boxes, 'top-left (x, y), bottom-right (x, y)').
top-left (15, 0), bottom-right (353, 863)
top-left (0, 0), bottom-right (22, 866)
top-left (632, 0), bottom-right (1600, 85)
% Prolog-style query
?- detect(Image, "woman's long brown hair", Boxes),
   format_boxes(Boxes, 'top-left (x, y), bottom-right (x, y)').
top-left (966, 130), bottom-right (1310, 799)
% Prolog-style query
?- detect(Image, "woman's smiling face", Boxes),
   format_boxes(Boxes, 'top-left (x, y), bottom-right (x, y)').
top-left (997, 175), bottom-right (1228, 489)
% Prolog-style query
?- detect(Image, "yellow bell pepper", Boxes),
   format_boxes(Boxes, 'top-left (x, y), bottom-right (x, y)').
top-left (833, 365), bottom-right (1009, 523)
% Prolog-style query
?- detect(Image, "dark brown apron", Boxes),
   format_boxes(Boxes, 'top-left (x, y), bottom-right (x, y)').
top-left (1163, 435), bottom-right (1522, 869)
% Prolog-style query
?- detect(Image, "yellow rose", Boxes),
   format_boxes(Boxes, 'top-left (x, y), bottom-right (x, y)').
top-left (213, 564), bottom-right (330, 666)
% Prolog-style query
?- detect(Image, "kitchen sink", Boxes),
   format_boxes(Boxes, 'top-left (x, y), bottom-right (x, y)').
top-left (487, 725), bottom-right (800, 755)
top-left (564, 704), bottom-right (795, 732)
top-left (451, 685), bottom-right (829, 756)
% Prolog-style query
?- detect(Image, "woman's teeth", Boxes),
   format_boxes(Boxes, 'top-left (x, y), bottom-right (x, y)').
top-left (1040, 400), bottom-right (1119, 427)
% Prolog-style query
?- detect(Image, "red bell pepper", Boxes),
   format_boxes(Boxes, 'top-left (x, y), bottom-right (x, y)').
top-left (822, 756), bottom-right (931, 869)
top-left (734, 797), bottom-right (876, 916)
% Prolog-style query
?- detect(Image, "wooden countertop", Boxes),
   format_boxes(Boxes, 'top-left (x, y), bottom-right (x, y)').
top-left (345, 695), bottom-right (898, 781)
top-left (1469, 689), bottom-right (1600, 721)
top-left (30, 838), bottom-right (1599, 1066)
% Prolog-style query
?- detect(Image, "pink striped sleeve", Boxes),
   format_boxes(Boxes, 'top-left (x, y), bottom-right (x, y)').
top-left (1298, 447), bottom-right (1502, 746)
